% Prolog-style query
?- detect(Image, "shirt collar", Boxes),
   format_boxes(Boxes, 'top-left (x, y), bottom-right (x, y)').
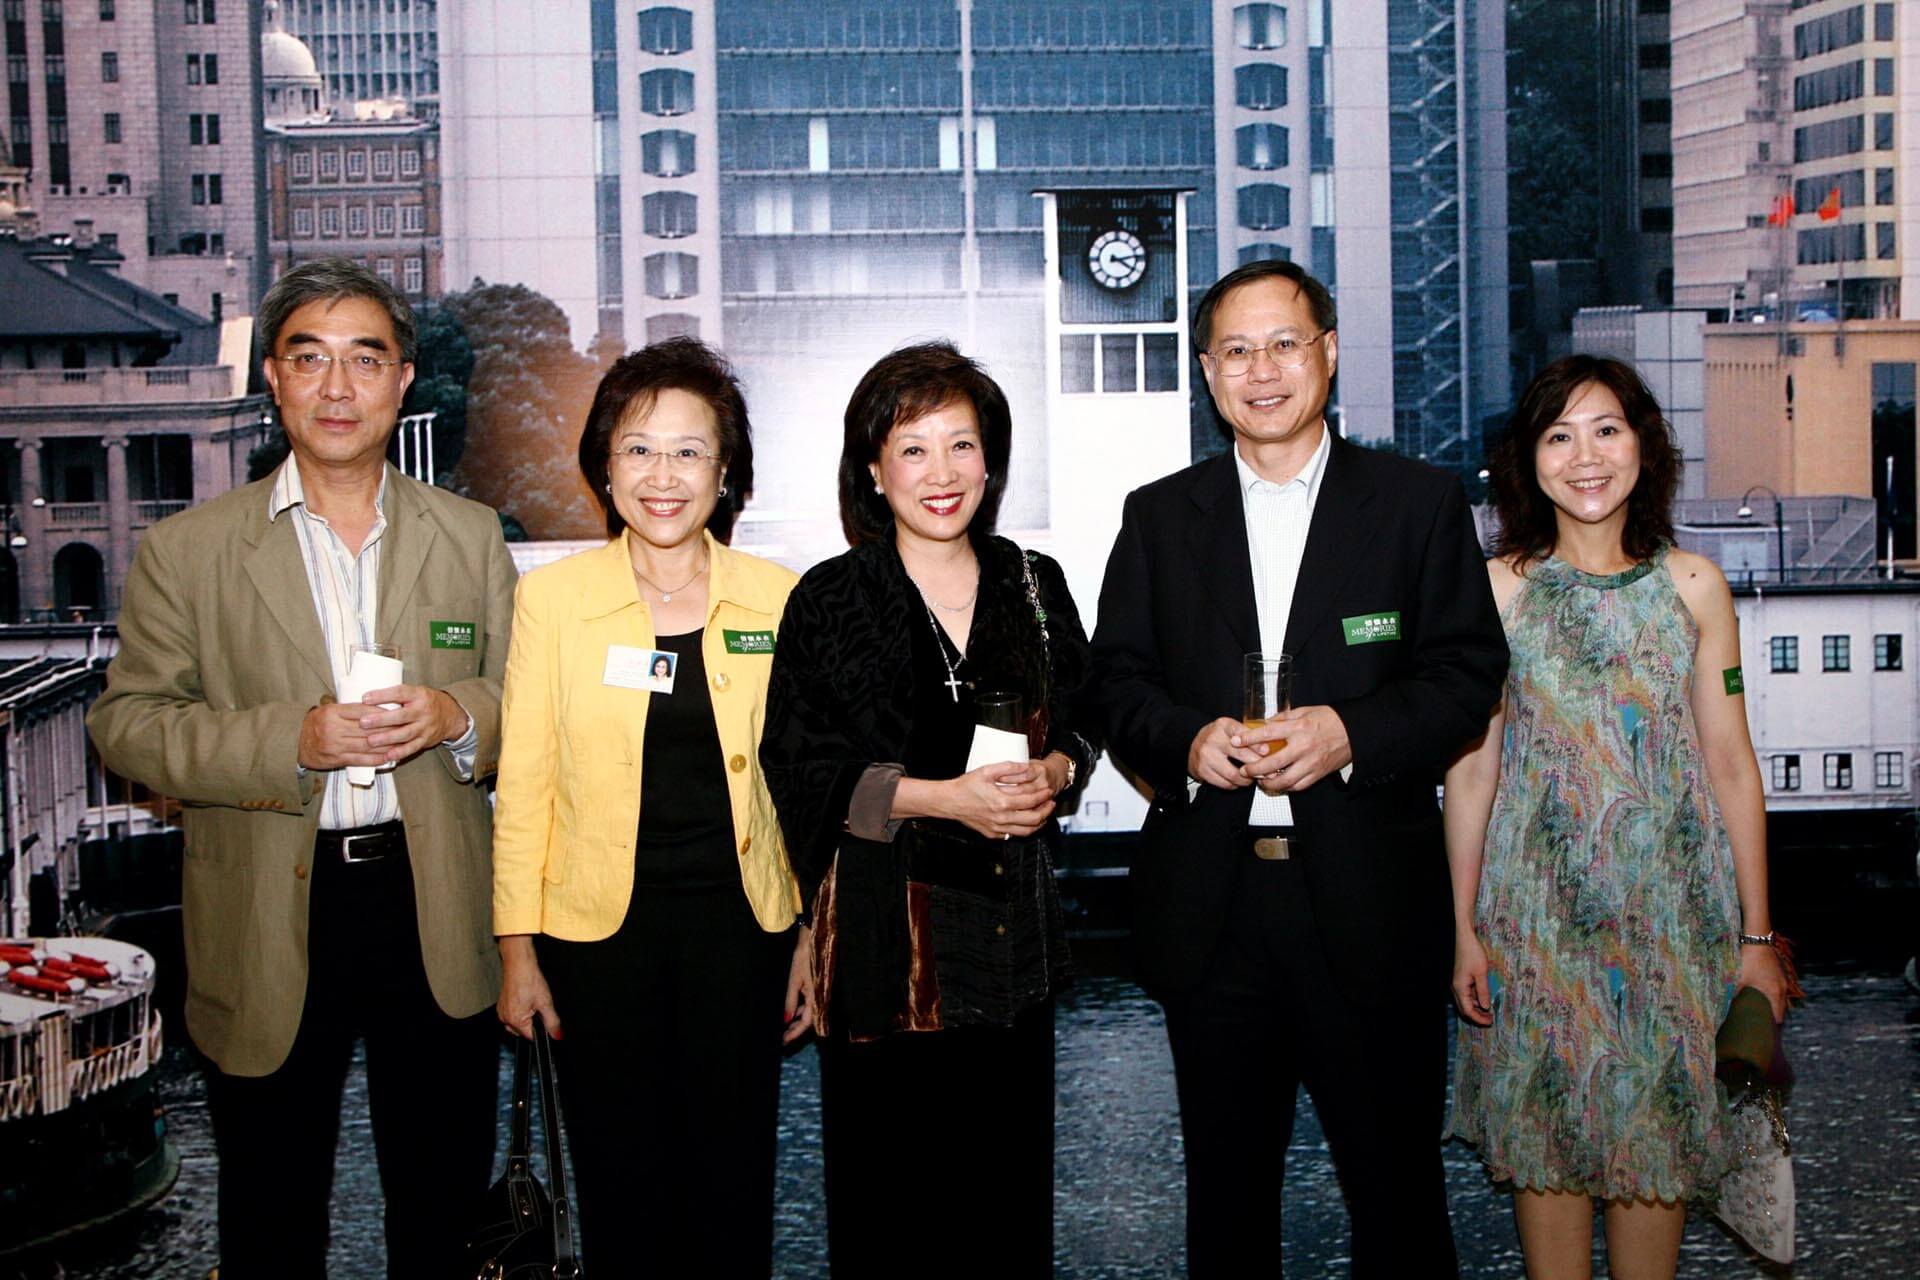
top-left (1233, 422), bottom-right (1332, 502)
top-left (267, 454), bottom-right (389, 523)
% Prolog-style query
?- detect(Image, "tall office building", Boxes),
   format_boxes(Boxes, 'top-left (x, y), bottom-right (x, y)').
top-left (1, 0), bottom-right (267, 317)
top-left (281, 0), bottom-right (438, 108)
top-left (1597, 0), bottom-right (1677, 307)
top-left (440, 0), bottom-right (1510, 541)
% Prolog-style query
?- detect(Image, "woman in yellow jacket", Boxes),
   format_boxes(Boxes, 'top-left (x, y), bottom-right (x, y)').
top-left (492, 338), bottom-right (809, 1277)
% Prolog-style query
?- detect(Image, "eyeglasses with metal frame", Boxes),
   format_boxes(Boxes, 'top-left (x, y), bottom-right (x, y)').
top-left (1205, 331), bottom-right (1332, 376)
top-left (272, 351), bottom-right (406, 381)
top-left (609, 443), bottom-right (722, 473)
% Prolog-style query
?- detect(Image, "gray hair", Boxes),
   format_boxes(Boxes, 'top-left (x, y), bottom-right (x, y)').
top-left (258, 258), bottom-right (419, 363)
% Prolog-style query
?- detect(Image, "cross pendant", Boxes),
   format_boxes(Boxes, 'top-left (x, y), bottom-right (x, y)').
top-left (943, 671), bottom-right (962, 702)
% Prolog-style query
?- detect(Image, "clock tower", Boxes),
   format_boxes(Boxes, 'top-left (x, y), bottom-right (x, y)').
top-left (1038, 188), bottom-right (1195, 833)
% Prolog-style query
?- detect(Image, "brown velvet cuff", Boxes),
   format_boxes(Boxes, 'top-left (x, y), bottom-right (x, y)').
top-left (846, 762), bottom-right (906, 842)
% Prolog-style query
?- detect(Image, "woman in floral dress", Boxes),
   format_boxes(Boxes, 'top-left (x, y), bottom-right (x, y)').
top-left (1445, 355), bottom-right (1789, 1279)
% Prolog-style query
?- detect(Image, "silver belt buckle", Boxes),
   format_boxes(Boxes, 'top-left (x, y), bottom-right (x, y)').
top-left (339, 830), bottom-right (388, 863)
top-left (1253, 836), bottom-right (1291, 861)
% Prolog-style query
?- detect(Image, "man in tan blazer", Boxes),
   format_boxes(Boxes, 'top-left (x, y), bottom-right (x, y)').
top-left (88, 259), bottom-right (516, 1280)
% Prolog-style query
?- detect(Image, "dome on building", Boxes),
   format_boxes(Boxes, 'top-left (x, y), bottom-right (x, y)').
top-left (261, 2), bottom-right (325, 123)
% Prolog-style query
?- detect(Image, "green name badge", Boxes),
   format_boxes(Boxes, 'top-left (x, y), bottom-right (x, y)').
top-left (1342, 611), bottom-right (1402, 646)
top-left (1723, 665), bottom-right (1745, 695)
top-left (430, 620), bottom-right (476, 650)
top-left (724, 629), bottom-right (775, 655)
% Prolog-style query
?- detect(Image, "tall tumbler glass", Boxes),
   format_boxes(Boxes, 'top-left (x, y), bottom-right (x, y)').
top-left (1242, 653), bottom-right (1295, 747)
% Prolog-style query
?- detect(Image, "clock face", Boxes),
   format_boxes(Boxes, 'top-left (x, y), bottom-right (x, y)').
top-left (1087, 228), bottom-right (1148, 290)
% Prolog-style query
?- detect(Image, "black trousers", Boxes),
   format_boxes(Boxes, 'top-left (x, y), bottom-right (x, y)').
top-left (205, 835), bottom-right (499, 1280)
top-left (817, 1000), bottom-right (1055, 1279)
top-left (536, 885), bottom-right (793, 1278)
top-left (1161, 847), bottom-right (1458, 1279)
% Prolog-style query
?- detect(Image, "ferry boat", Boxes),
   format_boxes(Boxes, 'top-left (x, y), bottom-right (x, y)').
top-left (0, 936), bottom-right (179, 1257)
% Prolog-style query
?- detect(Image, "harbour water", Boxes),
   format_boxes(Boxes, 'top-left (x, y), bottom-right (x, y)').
top-left (14, 944), bottom-right (1920, 1278)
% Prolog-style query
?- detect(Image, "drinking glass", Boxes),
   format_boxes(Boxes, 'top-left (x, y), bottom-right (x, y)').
top-left (975, 692), bottom-right (1025, 733)
top-left (1242, 653), bottom-right (1295, 746)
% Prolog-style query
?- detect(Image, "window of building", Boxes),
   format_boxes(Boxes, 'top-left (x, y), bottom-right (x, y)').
top-left (1794, 60), bottom-right (1865, 111)
top-left (346, 150), bottom-right (366, 179)
top-left (183, 0), bottom-right (211, 21)
top-left (190, 173), bottom-right (204, 205)
top-left (640, 68), bottom-right (695, 116)
top-left (1770, 755), bottom-right (1801, 791)
top-left (1795, 169), bottom-right (1865, 212)
top-left (1874, 3), bottom-right (1893, 41)
top-left (204, 54), bottom-right (218, 85)
top-left (642, 128), bottom-right (695, 178)
top-left (1239, 242), bottom-right (1292, 266)
top-left (1877, 167), bottom-right (1894, 203)
top-left (207, 172), bottom-right (220, 204)
top-left (99, 0), bottom-right (112, 18)
top-left (638, 7), bottom-right (692, 54)
top-left (1770, 636), bottom-right (1799, 673)
top-left (1236, 122), bottom-right (1289, 170)
top-left (642, 190), bottom-right (697, 238)
top-left (403, 257), bottom-right (423, 293)
top-left (373, 149), bottom-right (393, 178)
top-left (401, 204), bottom-right (424, 233)
top-left (347, 205), bottom-right (367, 235)
top-left (1642, 206), bottom-right (1673, 231)
top-left (1798, 222), bottom-right (1868, 264)
top-left (375, 204), bottom-right (394, 234)
top-left (1795, 5), bottom-right (1866, 58)
top-left (1639, 96), bottom-right (1671, 124)
top-left (206, 113), bottom-right (219, 144)
top-left (1876, 634), bottom-right (1902, 670)
top-left (189, 113), bottom-right (202, 145)
top-left (292, 150), bottom-right (312, 180)
top-left (292, 206), bottom-right (313, 237)
top-left (1234, 3), bottom-right (1286, 49)
top-left (1795, 114), bottom-right (1865, 163)
top-left (183, 0), bottom-right (196, 21)
top-left (1875, 112), bottom-right (1894, 150)
top-left (643, 250), bottom-right (698, 300)
top-left (1641, 152), bottom-right (1673, 179)
top-left (320, 206), bottom-right (340, 236)
top-left (400, 148), bottom-right (419, 176)
top-left (1823, 635), bottom-right (1851, 671)
top-left (1638, 43), bottom-right (1669, 69)
top-left (1143, 333), bottom-right (1179, 392)
top-left (105, 171), bottom-right (128, 191)
top-left (1875, 58), bottom-right (1894, 96)
top-left (1876, 751), bottom-right (1903, 788)
top-left (374, 257), bottom-right (393, 283)
top-left (1234, 63), bottom-right (1287, 111)
top-left (186, 53), bottom-right (200, 85)
top-left (1825, 753), bottom-right (1854, 789)
top-left (1237, 183), bottom-right (1290, 230)
top-left (319, 150), bottom-right (339, 179)
top-left (102, 111), bottom-right (118, 143)
top-left (100, 50), bottom-right (116, 82)
top-left (1879, 221), bottom-right (1897, 258)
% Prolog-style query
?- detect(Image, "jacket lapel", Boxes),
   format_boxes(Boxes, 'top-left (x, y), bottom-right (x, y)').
top-left (240, 500), bottom-right (336, 689)
top-left (1283, 435), bottom-right (1379, 655)
top-left (376, 471), bottom-right (436, 646)
top-left (1184, 454), bottom-right (1261, 656)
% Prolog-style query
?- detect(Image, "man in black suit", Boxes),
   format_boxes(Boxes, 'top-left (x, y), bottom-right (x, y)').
top-left (1091, 260), bottom-right (1507, 1276)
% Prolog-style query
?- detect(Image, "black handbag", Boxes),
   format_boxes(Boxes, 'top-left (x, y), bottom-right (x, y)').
top-left (466, 1014), bottom-right (581, 1279)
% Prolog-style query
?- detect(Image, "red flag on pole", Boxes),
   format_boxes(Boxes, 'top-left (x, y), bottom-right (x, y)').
top-left (1767, 194), bottom-right (1797, 225)
top-left (1818, 186), bottom-right (1842, 221)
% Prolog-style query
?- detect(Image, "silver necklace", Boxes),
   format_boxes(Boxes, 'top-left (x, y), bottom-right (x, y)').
top-left (921, 602), bottom-right (965, 702)
top-left (909, 573), bottom-right (979, 613)
top-left (633, 554), bottom-right (708, 603)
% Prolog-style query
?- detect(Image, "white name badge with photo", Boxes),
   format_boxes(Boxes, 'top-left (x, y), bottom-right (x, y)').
top-left (604, 644), bottom-right (677, 694)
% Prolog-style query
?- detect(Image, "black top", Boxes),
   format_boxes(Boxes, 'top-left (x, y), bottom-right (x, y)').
top-left (761, 533), bottom-right (1100, 1038)
top-left (634, 629), bottom-right (738, 890)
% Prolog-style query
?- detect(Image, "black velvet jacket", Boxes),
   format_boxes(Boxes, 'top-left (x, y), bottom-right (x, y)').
top-left (760, 533), bottom-right (1098, 1038)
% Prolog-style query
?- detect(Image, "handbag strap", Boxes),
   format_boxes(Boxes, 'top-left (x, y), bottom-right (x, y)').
top-left (507, 1032), bottom-right (533, 1169)
top-left (531, 1013), bottom-right (579, 1277)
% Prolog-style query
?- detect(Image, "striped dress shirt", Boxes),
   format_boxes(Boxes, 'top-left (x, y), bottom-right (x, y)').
top-left (1235, 424), bottom-right (1331, 826)
top-left (269, 458), bottom-right (477, 830)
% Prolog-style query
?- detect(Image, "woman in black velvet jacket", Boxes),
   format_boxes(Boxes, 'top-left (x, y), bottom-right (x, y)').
top-left (761, 341), bottom-right (1097, 1277)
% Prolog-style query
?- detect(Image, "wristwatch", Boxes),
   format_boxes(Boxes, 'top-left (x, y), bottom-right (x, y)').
top-left (1061, 755), bottom-right (1078, 792)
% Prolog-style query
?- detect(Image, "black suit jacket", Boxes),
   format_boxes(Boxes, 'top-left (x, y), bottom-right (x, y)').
top-left (1091, 434), bottom-right (1508, 1002)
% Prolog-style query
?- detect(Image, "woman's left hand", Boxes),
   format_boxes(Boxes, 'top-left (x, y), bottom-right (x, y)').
top-left (1739, 941), bottom-right (1790, 1023)
top-left (783, 925), bottom-right (815, 1045)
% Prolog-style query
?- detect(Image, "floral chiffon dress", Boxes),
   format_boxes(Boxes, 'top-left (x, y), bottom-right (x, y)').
top-left (1449, 548), bottom-right (1739, 1201)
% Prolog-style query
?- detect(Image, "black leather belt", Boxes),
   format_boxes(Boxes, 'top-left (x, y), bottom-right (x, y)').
top-left (315, 820), bottom-right (406, 864)
top-left (1248, 826), bottom-right (1301, 862)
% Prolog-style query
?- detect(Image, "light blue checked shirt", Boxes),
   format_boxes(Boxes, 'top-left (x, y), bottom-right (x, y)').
top-left (270, 457), bottom-right (477, 829)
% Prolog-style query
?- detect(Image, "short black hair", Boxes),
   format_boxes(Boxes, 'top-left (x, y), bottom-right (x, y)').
top-left (837, 341), bottom-right (1011, 546)
top-left (1488, 354), bottom-right (1681, 567)
top-left (1192, 258), bottom-right (1338, 354)
top-left (577, 337), bottom-right (754, 541)
top-left (258, 258), bottom-right (418, 362)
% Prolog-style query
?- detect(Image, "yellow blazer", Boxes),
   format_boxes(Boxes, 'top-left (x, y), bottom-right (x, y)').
top-left (492, 530), bottom-right (802, 939)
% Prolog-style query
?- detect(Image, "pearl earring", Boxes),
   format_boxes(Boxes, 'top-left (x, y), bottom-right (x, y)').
top-left (873, 483), bottom-right (883, 494)
top-left (717, 485), bottom-right (729, 497)
top-left (604, 483), bottom-right (611, 494)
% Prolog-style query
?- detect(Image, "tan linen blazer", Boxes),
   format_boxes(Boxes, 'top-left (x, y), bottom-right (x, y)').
top-left (491, 531), bottom-right (802, 940)
top-left (87, 468), bottom-right (516, 1078)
